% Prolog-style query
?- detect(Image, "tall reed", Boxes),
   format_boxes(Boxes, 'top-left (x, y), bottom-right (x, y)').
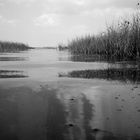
top-left (68, 12), bottom-right (140, 61)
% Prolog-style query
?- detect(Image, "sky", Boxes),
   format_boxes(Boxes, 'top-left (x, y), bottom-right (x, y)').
top-left (0, 0), bottom-right (138, 47)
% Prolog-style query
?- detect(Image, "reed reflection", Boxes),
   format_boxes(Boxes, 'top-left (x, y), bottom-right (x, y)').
top-left (0, 57), bottom-right (26, 61)
top-left (59, 67), bottom-right (140, 83)
top-left (0, 70), bottom-right (28, 78)
top-left (45, 89), bottom-right (68, 140)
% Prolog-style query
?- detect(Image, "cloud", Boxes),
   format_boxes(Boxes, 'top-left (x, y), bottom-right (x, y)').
top-left (83, 0), bottom-right (136, 9)
top-left (0, 15), bottom-right (17, 26)
top-left (110, 0), bottom-right (138, 8)
top-left (74, 0), bottom-right (85, 5)
top-left (32, 0), bottom-right (136, 36)
top-left (5, 0), bottom-right (137, 9)
top-left (70, 25), bottom-right (89, 35)
top-left (83, 7), bottom-right (135, 18)
top-left (41, 0), bottom-right (137, 18)
top-left (34, 14), bottom-right (60, 27)
top-left (7, 0), bottom-right (37, 4)
top-left (0, 0), bottom-right (138, 47)
top-left (0, 2), bottom-right (4, 6)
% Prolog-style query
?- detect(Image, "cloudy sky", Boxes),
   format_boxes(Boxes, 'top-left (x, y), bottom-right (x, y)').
top-left (0, 0), bottom-right (138, 47)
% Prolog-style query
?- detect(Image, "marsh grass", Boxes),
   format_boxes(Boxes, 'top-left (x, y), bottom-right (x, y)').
top-left (0, 41), bottom-right (32, 52)
top-left (68, 12), bottom-right (140, 61)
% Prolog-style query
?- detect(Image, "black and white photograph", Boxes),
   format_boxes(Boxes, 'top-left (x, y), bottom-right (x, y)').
top-left (0, 0), bottom-right (140, 140)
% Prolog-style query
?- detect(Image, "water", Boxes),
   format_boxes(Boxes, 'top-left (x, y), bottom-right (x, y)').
top-left (0, 49), bottom-right (140, 140)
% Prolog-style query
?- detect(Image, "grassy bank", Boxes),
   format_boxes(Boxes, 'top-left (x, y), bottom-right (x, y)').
top-left (67, 12), bottom-right (140, 61)
top-left (0, 41), bottom-right (33, 52)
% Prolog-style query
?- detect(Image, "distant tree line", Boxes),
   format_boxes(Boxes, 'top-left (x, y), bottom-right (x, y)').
top-left (58, 44), bottom-right (68, 51)
top-left (0, 41), bottom-right (33, 52)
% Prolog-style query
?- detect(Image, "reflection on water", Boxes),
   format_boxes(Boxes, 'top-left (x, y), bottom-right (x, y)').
top-left (59, 54), bottom-right (106, 62)
top-left (82, 94), bottom-right (95, 140)
top-left (0, 57), bottom-right (26, 61)
top-left (60, 54), bottom-right (126, 62)
top-left (0, 49), bottom-right (140, 140)
top-left (0, 84), bottom-right (140, 140)
top-left (69, 55), bottom-right (109, 62)
top-left (63, 93), bottom-right (95, 140)
top-left (0, 70), bottom-right (28, 78)
top-left (0, 86), bottom-right (92, 140)
top-left (59, 67), bottom-right (140, 83)
top-left (45, 88), bottom-right (67, 140)
top-left (0, 86), bottom-right (97, 140)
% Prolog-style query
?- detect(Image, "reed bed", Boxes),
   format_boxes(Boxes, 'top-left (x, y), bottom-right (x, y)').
top-left (0, 41), bottom-right (32, 52)
top-left (68, 12), bottom-right (140, 61)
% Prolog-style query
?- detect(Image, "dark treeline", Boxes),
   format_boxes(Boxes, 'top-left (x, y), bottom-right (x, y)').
top-left (58, 44), bottom-right (68, 51)
top-left (59, 67), bottom-right (140, 83)
top-left (67, 11), bottom-right (140, 61)
top-left (0, 41), bottom-right (33, 52)
top-left (41, 47), bottom-right (57, 49)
